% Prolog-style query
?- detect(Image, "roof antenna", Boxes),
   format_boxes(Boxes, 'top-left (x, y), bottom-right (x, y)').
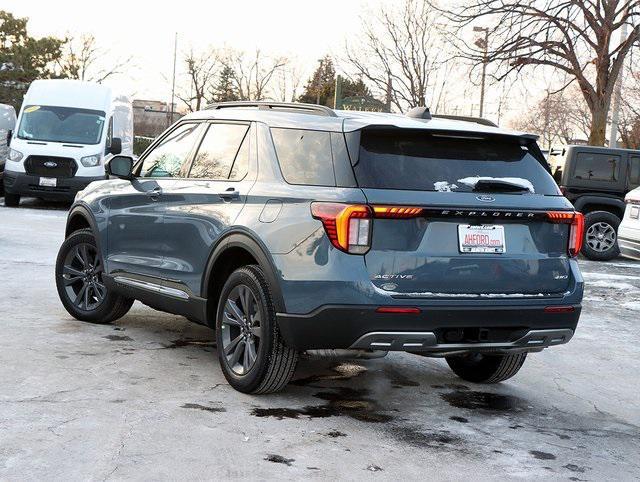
top-left (406, 106), bottom-right (432, 120)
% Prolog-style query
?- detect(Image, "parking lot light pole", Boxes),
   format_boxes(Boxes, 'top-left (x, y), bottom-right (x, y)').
top-left (473, 26), bottom-right (489, 118)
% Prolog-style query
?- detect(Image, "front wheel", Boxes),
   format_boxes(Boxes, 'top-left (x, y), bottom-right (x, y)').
top-left (445, 352), bottom-right (527, 383)
top-left (216, 265), bottom-right (298, 394)
top-left (55, 229), bottom-right (133, 323)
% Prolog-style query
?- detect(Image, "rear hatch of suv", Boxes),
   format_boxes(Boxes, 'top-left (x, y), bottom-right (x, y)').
top-left (348, 127), bottom-right (579, 298)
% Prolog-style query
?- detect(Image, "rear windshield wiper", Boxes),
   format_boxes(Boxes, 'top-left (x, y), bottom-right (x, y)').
top-left (472, 179), bottom-right (531, 193)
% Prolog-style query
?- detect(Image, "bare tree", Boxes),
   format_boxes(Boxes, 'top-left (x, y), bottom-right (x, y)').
top-left (442, 0), bottom-right (640, 146)
top-left (176, 48), bottom-right (219, 112)
top-left (58, 34), bottom-right (132, 83)
top-left (273, 61), bottom-right (303, 103)
top-left (345, 0), bottom-right (449, 111)
top-left (619, 66), bottom-right (640, 148)
top-left (222, 49), bottom-right (289, 101)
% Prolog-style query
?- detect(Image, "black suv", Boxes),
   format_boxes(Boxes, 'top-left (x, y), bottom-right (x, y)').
top-left (550, 145), bottom-right (640, 260)
top-left (55, 102), bottom-right (584, 394)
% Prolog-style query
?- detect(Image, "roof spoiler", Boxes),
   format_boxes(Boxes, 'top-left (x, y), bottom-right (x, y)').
top-left (431, 114), bottom-right (498, 128)
top-left (205, 101), bottom-right (337, 117)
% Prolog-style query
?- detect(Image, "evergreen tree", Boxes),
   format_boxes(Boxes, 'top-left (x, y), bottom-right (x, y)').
top-left (0, 10), bottom-right (66, 110)
top-left (209, 65), bottom-right (239, 103)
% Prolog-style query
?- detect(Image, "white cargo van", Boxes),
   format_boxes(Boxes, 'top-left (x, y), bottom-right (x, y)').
top-left (0, 103), bottom-right (17, 196)
top-left (3, 79), bottom-right (133, 206)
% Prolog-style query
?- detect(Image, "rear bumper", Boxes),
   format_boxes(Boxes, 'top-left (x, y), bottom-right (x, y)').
top-left (276, 303), bottom-right (581, 352)
top-left (618, 235), bottom-right (640, 261)
top-left (3, 170), bottom-right (105, 200)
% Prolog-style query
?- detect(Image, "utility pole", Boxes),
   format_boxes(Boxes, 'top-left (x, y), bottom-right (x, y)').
top-left (334, 75), bottom-right (343, 110)
top-left (168, 32), bottom-right (178, 128)
top-left (609, 13), bottom-right (629, 148)
top-left (385, 72), bottom-right (392, 113)
top-left (473, 26), bottom-right (489, 118)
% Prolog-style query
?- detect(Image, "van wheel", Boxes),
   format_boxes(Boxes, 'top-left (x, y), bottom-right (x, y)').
top-left (55, 229), bottom-right (133, 323)
top-left (445, 352), bottom-right (527, 383)
top-left (582, 211), bottom-right (620, 261)
top-left (4, 193), bottom-right (20, 207)
top-left (216, 265), bottom-right (298, 394)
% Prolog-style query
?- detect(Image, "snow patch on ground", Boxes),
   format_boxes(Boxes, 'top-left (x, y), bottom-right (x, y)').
top-left (457, 176), bottom-right (535, 193)
top-left (582, 272), bottom-right (640, 282)
top-left (622, 301), bottom-right (640, 311)
top-left (586, 280), bottom-right (638, 291)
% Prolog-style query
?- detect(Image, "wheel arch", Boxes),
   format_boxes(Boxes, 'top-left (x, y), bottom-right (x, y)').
top-left (66, 204), bottom-right (98, 237)
top-left (573, 196), bottom-right (625, 219)
top-left (202, 229), bottom-right (286, 328)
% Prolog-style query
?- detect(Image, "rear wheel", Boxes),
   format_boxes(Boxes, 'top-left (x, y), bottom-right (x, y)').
top-left (581, 211), bottom-right (620, 261)
top-left (445, 352), bottom-right (527, 383)
top-left (4, 192), bottom-right (20, 207)
top-left (216, 265), bottom-right (298, 394)
top-left (55, 229), bottom-right (133, 323)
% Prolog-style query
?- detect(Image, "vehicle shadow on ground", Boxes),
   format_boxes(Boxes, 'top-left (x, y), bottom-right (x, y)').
top-left (1, 196), bottom-right (71, 211)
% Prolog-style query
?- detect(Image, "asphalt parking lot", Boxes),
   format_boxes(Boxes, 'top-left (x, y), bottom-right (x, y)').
top-left (1, 199), bottom-right (639, 480)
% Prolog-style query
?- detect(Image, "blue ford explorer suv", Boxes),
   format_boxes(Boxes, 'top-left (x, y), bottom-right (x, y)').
top-left (55, 102), bottom-right (584, 394)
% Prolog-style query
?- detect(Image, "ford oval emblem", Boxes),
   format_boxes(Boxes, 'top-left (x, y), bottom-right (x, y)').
top-left (476, 195), bottom-right (495, 202)
top-left (44, 161), bottom-right (58, 168)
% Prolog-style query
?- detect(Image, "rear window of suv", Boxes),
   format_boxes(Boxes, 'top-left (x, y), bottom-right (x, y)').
top-left (353, 129), bottom-right (560, 195)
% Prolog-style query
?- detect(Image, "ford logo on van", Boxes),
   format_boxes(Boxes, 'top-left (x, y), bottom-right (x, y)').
top-left (476, 195), bottom-right (495, 202)
top-left (44, 161), bottom-right (58, 168)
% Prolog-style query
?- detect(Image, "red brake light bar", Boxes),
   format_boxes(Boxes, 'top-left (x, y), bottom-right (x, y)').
top-left (373, 206), bottom-right (424, 218)
top-left (376, 306), bottom-right (421, 314)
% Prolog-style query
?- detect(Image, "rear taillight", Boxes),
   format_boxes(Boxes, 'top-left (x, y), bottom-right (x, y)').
top-left (311, 202), bottom-right (372, 254)
top-left (547, 211), bottom-right (584, 257)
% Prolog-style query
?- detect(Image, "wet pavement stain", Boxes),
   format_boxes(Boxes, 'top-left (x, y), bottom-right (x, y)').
top-left (431, 383), bottom-right (470, 391)
top-left (390, 426), bottom-right (463, 449)
top-left (163, 339), bottom-right (216, 349)
top-left (291, 363), bottom-right (367, 386)
top-left (367, 465), bottom-right (383, 472)
top-left (326, 430), bottom-right (347, 438)
top-left (529, 450), bottom-right (556, 460)
top-left (450, 416), bottom-right (469, 423)
top-left (441, 390), bottom-right (527, 412)
top-left (564, 464), bottom-right (587, 473)
top-left (104, 335), bottom-right (133, 341)
top-left (181, 403), bottom-right (226, 413)
top-left (264, 454), bottom-right (294, 466)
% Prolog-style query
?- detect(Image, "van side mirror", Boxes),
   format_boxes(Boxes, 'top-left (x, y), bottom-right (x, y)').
top-left (106, 155), bottom-right (134, 180)
top-left (7, 129), bottom-right (12, 147)
top-left (109, 137), bottom-right (122, 155)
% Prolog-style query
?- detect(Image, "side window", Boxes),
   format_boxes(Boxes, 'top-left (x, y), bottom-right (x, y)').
top-left (189, 123), bottom-right (249, 180)
top-left (271, 128), bottom-right (335, 186)
top-left (629, 156), bottom-right (640, 188)
top-left (574, 152), bottom-right (620, 182)
top-left (140, 123), bottom-right (203, 178)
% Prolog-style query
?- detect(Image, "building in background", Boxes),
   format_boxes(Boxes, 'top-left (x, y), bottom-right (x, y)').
top-left (132, 99), bottom-right (181, 138)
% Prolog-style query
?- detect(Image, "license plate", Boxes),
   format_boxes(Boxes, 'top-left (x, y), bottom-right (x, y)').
top-left (458, 224), bottom-right (506, 253)
top-left (39, 177), bottom-right (57, 187)
top-left (631, 205), bottom-right (640, 220)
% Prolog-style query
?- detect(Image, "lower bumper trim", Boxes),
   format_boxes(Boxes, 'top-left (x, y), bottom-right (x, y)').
top-left (349, 329), bottom-right (574, 352)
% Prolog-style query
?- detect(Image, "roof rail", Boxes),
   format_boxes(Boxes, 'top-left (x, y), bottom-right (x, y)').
top-left (205, 101), bottom-right (338, 117)
top-left (432, 114), bottom-right (498, 128)
top-left (406, 106), bottom-right (432, 120)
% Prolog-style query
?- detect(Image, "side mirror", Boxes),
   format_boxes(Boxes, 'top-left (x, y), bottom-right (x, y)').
top-left (106, 155), bottom-right (134, 180)
top-left (109, 137), bottom-right (122, 155)
top-left (7, 129), bottom-right (12, 147)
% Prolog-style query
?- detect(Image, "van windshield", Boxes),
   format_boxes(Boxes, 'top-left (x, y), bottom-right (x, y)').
top-left (17, 105), bottom-right (106, 145)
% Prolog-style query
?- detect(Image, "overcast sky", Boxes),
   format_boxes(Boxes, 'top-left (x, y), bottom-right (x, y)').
top-left (5, 0), bottom-right (392, 99)
top-left (4, 0), bottom-right (546, 125)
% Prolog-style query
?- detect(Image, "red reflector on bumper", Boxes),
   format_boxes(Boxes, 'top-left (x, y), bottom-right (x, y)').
top-left (375, 307), bottom-right (421, 314)
top-left (544, 306), bottom-right (575, 313)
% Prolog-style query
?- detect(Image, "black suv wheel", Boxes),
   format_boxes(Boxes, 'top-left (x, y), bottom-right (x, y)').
top-left (582, 211), bottom-right (621, 261)
top-left (446, 352), bottom-right (527, 383)
top-left (55, 229), bottom-right (133, 323)
top-left (216, 265), bottom-right (298, 394)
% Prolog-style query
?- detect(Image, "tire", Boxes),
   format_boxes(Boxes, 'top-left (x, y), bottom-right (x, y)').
top-left (581, 210), bottom-right (620, 261)
top-left (445, 352), bottom-right (527, 383)
top-left (55, 229), bottom-right (133, 323)
top-left (4, 192), bottom-right (20, 207)
top-left (216, 265), bottom-right (298, 394)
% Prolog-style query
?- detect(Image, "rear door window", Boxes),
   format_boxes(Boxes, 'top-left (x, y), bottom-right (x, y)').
top-left (353, 129), bottom-right (559, 195)
top-left (189, 123), bottom-right (249, 180)
top-left (271, 128), bottom-right (335, 186)
top-left (573, 152), bottom-right (621, 182)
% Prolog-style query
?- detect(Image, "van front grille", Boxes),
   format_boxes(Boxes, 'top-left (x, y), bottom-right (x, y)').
top-left (24, 156), bottom-right (77, 178)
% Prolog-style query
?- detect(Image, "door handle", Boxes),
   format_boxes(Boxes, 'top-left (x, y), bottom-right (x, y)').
top-left (218, 188), bottom-right (240, 201)
top-left (145, 186), bottom-right (162, 200)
